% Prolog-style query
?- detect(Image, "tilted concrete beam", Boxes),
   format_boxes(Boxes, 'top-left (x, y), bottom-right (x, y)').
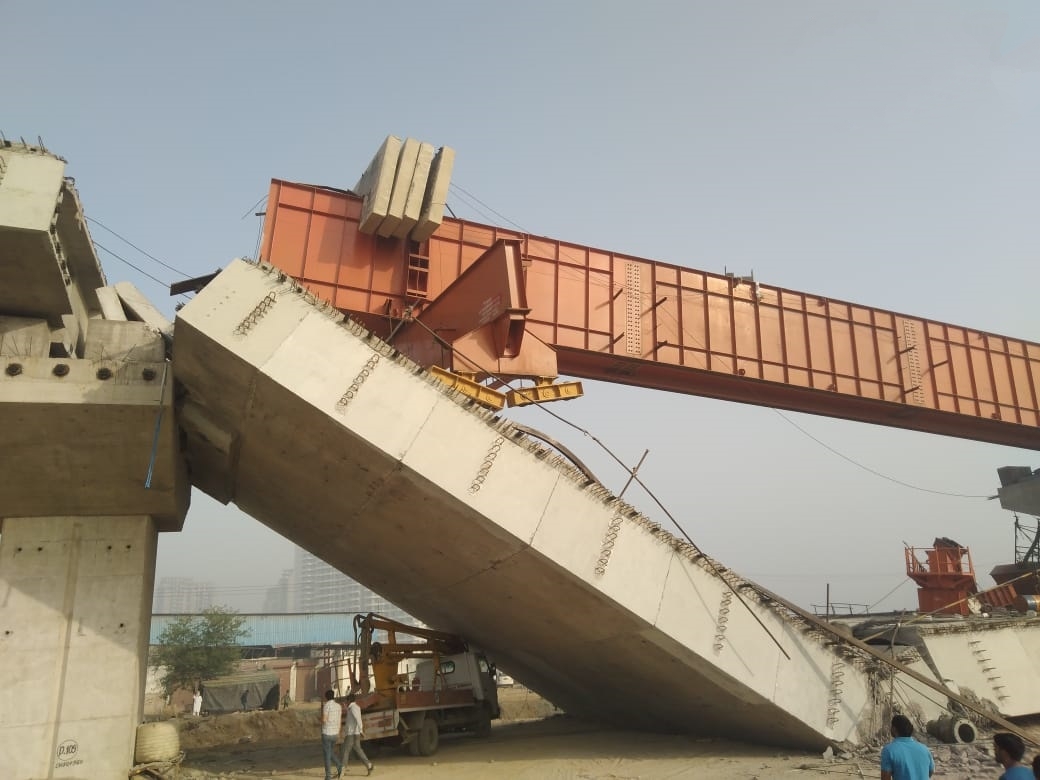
top-left (173, 259), bottom-right (887, 750)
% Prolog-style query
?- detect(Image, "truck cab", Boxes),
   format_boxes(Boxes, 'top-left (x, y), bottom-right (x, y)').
top-left (412, 650), bottom-right (500, 720)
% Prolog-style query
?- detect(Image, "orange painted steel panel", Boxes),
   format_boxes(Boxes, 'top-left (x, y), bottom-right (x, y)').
top-left (906, 544), bottom-right (977, 616)
top-left (259, 180), bottom-right (1040, 450)
top-left (390, 240), bottom-right (560, 380)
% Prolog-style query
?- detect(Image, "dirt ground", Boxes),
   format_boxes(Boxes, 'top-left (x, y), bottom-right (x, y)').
top-left (162, 688), bottom-right (1040, 780)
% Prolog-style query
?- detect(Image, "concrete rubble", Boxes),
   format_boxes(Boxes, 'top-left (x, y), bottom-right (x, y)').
top-left (827, 733), bottom-right (1002, 780)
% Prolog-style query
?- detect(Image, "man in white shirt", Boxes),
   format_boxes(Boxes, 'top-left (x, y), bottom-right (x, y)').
top-left (320, 689), bottom-right (344, 780)
top-left (339, 693), bottom-right (373, 776)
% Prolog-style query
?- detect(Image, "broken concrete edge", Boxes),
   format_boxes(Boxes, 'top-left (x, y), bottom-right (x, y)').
top-left (115, 281), bottom-right (174, 345)
top-left (96, 285), bottom-right (128, 320)
top-left (1, 312), bottom-right (165, 362)
top-left (57, 175), bottom-right (107, 311)
top-left (0, 315), bottom-right (52, 358)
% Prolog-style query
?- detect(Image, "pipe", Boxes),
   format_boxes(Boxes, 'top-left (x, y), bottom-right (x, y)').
top-left (927, 716), bottom-right (977, 745)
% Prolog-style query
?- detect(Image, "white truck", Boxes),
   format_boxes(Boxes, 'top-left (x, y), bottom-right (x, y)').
top-left (341, 613), bottom-right (500, 756)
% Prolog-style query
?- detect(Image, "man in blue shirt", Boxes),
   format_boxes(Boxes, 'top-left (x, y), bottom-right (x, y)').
top-left (880, 714), bottom-right (934, 780)
top-left (993, 732), bottom-right (1033, 780)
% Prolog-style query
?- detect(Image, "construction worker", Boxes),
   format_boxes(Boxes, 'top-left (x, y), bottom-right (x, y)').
top-left (339, 693), bottom-right (373, 776)
top-left (993, 733), bottom-right (1032, 779)
top-left (320, 690), bottom-right (344, 780)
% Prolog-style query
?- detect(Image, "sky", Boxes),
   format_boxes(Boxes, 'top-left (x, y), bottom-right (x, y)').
top-left (3, 1), bottom-right (1039, 614)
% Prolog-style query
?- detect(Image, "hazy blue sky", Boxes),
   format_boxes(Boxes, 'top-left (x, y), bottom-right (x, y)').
top-left (4, 1), bottom-right (1038, 613)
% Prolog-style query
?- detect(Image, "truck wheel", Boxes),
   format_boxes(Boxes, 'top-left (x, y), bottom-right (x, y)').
top-left (475, 704), bottom-right (492, 739)
top-left (417, 717), bottom-right (439, 756)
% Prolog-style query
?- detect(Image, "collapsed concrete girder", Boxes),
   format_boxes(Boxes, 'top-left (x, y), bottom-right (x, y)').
top-left (173, 259), bottom-right (886, 749)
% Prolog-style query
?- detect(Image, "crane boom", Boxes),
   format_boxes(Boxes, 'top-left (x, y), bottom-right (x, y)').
top-left (260, 178), bottom-right (1040, 450)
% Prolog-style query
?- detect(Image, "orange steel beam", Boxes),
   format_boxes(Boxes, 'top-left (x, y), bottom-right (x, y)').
top-left (260, 180), bottom-right (1040, 451)
top-left (390, 239), bottom-right (560, 381)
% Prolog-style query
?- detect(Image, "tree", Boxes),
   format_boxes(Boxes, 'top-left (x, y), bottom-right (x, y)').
top-left (152, 607), bottom-right (247, 696)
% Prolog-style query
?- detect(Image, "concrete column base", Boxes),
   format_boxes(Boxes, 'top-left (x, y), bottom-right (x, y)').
top-left (0, 515), bottom-right (158, 780)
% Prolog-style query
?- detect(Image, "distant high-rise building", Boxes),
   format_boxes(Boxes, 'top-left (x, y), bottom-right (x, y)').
top-left (293, 548), bottom-right (416, 624)
top-left (262, 568), bottom-right (296, 613)
top-left (153, 577), bottom-right (215, 613)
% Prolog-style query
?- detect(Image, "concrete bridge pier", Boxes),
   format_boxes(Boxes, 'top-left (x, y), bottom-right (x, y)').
top-left (0, 141), bottom-right (188, 777)
top-left (1, 515), bottom-right (160, 779)
top-left (0, 351), bottom-right (187, 779)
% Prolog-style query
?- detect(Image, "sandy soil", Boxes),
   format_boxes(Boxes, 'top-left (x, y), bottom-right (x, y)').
top-left (163, 688), bottom-right (1039, 780)
top-left (177, 718), bottom-right (829, 779)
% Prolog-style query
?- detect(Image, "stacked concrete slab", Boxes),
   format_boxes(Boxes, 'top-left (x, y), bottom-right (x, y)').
top-left (353, 134), bottom-right (454, 242)
top-left (173, 259), bottom-right (891, 749)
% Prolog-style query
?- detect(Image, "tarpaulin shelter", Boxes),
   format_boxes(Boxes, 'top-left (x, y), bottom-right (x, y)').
top-left (200, 670), bottom-right (280, 714)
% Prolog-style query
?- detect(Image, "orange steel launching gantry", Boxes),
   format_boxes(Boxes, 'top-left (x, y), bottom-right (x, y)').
top-left (258, 162), bottom-right (1040, 450)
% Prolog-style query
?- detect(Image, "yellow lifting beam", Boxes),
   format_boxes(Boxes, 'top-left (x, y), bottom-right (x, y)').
top-left (506, 379), bottom-right (584, 408)
top-left (428, 366), bottom-right (507, 410)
